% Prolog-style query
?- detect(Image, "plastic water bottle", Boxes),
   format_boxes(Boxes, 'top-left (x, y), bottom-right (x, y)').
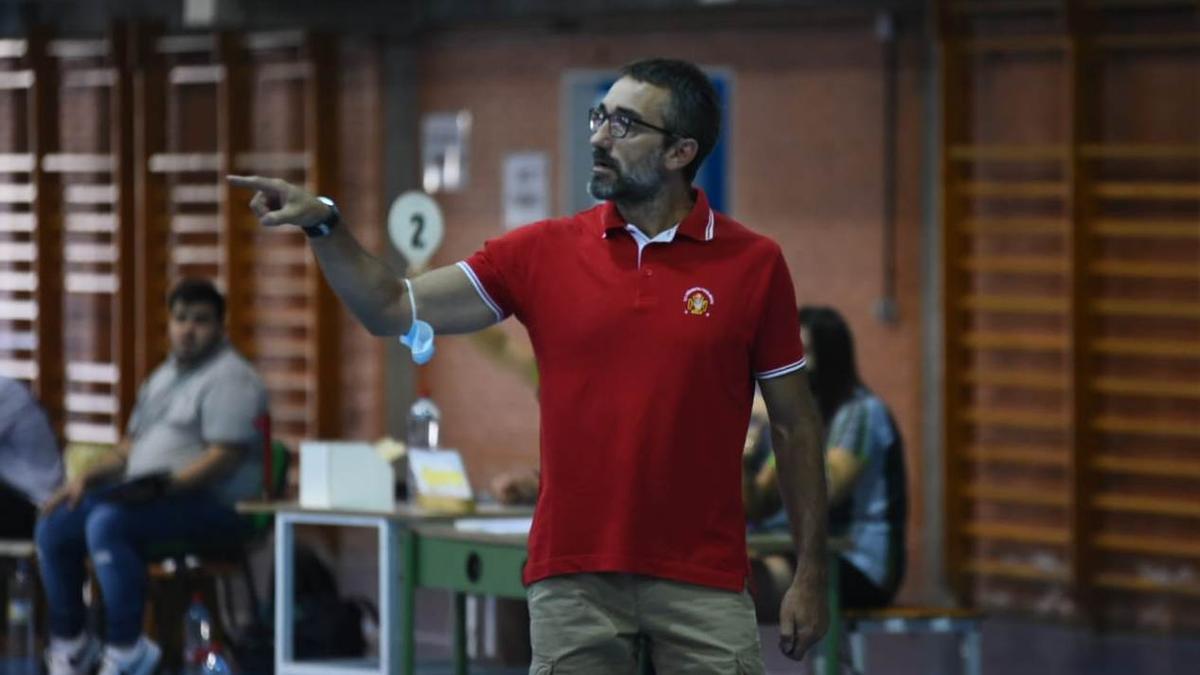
top-left (200, 642), bottom-right (235, 674)
top-left (5, 559), bottom-right (36, 675)
top-left (182, 593), bottom-right (214, 675)
top-left (406, 393), bottom-right (441, 450)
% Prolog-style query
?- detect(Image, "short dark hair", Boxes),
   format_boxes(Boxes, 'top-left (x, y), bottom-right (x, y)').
top-left (167, 278), bottom-right (225, 321)
top-left (798, 305), bottom-right (863, 424)
top-left (619, 58), bottom-right (721, 183)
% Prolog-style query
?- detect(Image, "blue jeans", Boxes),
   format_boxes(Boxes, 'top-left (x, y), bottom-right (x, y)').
top-left (35, 490), bottom-right (244, 645)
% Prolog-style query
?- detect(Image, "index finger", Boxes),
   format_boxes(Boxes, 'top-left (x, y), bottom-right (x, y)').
top-left (227, 175), bottom-right (283, 193)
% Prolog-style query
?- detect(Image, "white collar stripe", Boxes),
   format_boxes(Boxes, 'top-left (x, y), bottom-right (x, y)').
top-left (755, 357), bottom-right (807, 380)
top-left (456, 261), bottom-right (506, 323)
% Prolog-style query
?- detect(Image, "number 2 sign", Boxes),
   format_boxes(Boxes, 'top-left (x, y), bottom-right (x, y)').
top-left (388, 190), bottom-right (445, 271)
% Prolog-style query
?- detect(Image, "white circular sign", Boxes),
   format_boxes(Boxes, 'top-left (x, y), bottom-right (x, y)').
top-left (388, 191), bottom-right (445, 271)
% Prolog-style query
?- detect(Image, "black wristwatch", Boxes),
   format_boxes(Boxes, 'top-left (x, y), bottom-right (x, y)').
top-left (303, 196), bottom-right (340, 238)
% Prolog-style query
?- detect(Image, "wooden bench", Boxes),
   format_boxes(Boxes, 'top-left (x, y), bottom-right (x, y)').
top-left (0, 539), bottom-right (36, 559)
top-left (843, 606), bottom-right (984, 675)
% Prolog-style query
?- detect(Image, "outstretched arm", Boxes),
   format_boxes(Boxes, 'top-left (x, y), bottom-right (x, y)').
top-left (227, 175), bottom-right (497, 336)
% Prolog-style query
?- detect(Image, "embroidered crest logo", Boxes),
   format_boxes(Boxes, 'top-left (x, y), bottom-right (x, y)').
top-left (683, 287), bottom-right (714, 317)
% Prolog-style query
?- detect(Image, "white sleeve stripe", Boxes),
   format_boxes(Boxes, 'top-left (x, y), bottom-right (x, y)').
top-left (755, 357), bottom-right (807, 380)
top-left (456, 261), bottom-right (506, 322)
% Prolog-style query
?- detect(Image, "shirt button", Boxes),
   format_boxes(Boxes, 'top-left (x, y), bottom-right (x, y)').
top-left (645, 269), bottom-right (653, 277)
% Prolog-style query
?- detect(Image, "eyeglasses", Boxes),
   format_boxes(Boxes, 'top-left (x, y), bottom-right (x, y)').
top-left (588, 106), bottom-right (676, 139)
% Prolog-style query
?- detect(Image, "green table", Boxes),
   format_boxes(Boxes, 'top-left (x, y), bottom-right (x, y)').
top-left (405, 525), bottom-right (844, 675)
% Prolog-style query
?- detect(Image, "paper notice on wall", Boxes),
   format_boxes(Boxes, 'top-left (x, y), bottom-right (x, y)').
top-left (422, 111), bottom-right (472, 194)
top-left (502, 151), bottom-right (549, 230)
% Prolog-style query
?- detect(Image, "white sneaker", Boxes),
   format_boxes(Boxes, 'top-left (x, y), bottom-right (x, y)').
top-left (97, 637), bottom-right (162, 675)
top-left (45, 634), bottom-right (102, 675)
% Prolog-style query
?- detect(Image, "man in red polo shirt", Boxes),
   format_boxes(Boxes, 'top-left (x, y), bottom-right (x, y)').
top-left (230, 57), bottom-right (827, 673)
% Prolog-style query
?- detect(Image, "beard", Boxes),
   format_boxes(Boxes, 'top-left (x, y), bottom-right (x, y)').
top-left (588, 150), bottom-right (665, 203)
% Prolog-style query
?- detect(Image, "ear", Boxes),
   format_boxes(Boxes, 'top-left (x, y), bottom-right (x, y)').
top-left (663, 138), bottom-right (699, 173)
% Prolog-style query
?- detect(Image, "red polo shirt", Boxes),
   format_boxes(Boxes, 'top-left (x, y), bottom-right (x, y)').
top-left (461, 189), bottom-right (805, 591)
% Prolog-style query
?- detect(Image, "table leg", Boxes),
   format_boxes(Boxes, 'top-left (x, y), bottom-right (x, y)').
top-left (453, 592), bottom-right (468, 675)
top-left (275, 515), bottom-right (295, 673)
top-left (823, 555), bottom-right (842, 675)
top-left (401, 528), bottom-right (417, 675)
top-left (380, 520), bottom-right (400, 675)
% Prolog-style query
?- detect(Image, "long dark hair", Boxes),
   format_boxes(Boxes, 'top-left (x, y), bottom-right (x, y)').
top-left (798, 306), bottom-right (863, 424)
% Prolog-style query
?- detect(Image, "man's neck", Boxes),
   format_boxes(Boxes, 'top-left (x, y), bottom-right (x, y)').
top-left (615, 181), bottom-right (694, 238)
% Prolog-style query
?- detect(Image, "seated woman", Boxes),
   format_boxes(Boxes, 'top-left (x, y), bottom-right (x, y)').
top-left (744, 305), bottom-right (907, 614)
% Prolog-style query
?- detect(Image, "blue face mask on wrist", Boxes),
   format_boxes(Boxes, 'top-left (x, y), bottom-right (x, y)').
top-left (400, 279), bottom-right (436, 365)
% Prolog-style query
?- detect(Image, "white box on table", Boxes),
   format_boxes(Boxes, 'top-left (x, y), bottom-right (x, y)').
top-left (298, 441), bottom-right (395, 511)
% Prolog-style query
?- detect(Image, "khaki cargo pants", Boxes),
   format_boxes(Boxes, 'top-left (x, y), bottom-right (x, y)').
top-left (527, 573), bottom-right (765, 674)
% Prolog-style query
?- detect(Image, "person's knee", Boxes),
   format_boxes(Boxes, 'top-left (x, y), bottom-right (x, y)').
top-left (84, 503), bottom-right (128, 564)
top-left (35, 511), bottom-right (74, 558)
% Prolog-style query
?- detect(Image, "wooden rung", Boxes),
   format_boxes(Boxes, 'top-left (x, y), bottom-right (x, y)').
top-left (171, 214), bottom-right (218, 234)
top-left (171, 245), bottom-right (222, 266)
top-left (1093, 220), bottom-right (1199, 239)
top-left (1093, 299), bottom-right (1200, 319)
top-left (0, 39), bottom-right (28, 58)
top-left (1095, 573), bottom-right (1200, 598)
top-left (148, 153), bottom-right (221, 173)
top-left (64, 213), bottom-right (116, 233)
top-left (255, 248), bottom-right (310, 267)
top-left (963, 559), bottom-right (1070, 583)
top-left (0, 242), bottom-right (35, 262)
top-left (169, 64), bottom-right (223, 85)
top-left (0, 271), bottom-right (36, 291)
top-left (0, 183), bottom-right (35, 203)
top-left (1093, 377), bottom-right (1200, 399)
top-left (0, 359), bottom-right (37, 379)
top-left (963, 483), bottom-right (1070, 507)
top-left (0, 214), bottom-right (34, 232)
top-left (65, 393), bottom-right (118, 415)
top-left (960, 294), bottom-right (1068, 314)
top-left (43, 153), bottom-right (114, 173)
top-left (1094, 182), bottom-right (1200, 200)
top-left (234, 152), bottom-right (310, 173)
top-left (962, 521), bottom-right (1070, 545)
top-left (62, 68), bottom-right (116, 89)
top-left (64, 184), bottom-right (117, 205)
top-left (961, 331), bottom-right (1066, 352)
top-left (1093, 338), bottom-right (1200, 359)
top-left (1093, 416), bottom-right (1200, 439)
top-left (1094, 533), bottom-right (1200, 559)
top-left (254, 284), bottom-right (308, 300)
top-left (64, 243), bottom-right (117, 264)
top-left (958, 218), bottom-right (1065, 235)
top-left (48, 39), bottom-right (109, 59)
top-left (962, 444), bottom-right (1069, 467)
top-left (258, 307), bottom-right (311, 328)
top-left (65, 422), bottom-right (118, 445)
top-left (244, 29), bottom-right (306, 51)
top-left (257, 61), bottom-right (311, 83)
top-left (1096, 33), bottom-right (1200, 50)
top-left (961, 408), bottom-right (1067, 430)
top-left (960, 36), bottom-right (1069, 53)
top-left (958, 181), bottom-right (1068, 199)
top-left (0, 153), bottom-right (35, 172)
top-left (156, 34), bottom-right (215, 55)
top-left (1093, 456), bottom-right (1200, 480)
top-left (247, 337), bottom-right (308, 359)
top-left (1094, 494), bottom-right (1200, 518)
top-left (171, 184), bottom-right (220, 204)
top-left (0, 330), bottom-right (36, 350)
top-left (1080, 144), bottom-right (1200, 160)
top-left (1090, 261), bottom-right (1198, 280)
top-left (962, 369), bottom-right (1067, 390)
top-left (0, 70), bottom-right (34, 90)
top-left (66, 361), bottom-right (118, 384)
top-left (263, 371), bottom-right (310, 391)
top-left (961, 256), bottom-right (1066, 275)
top-left (270, 403), bottom-right (310, 425)
top-left (948, 144), bottom-right (1067, 162)
top-left (65, 272), bottom-right (117, 294)
top-left (0, 300), bottom-right (36, 321)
